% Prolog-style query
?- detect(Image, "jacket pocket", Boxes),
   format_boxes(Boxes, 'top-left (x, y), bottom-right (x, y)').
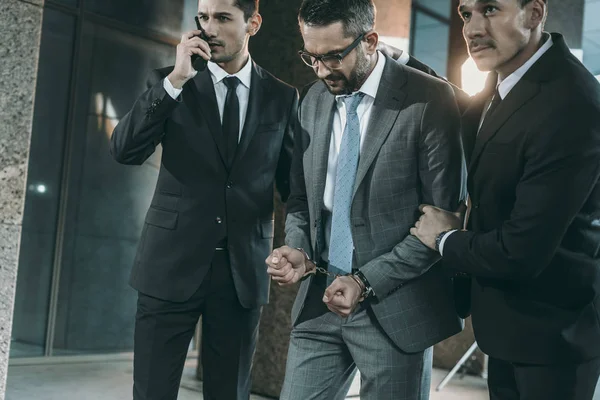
top-left (145, 206), bottom-right (178, 230)
top-left (261, 220), bottom-right (275, 238)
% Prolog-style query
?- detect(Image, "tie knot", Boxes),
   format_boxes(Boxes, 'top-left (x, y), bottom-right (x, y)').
top-left (342, 92), bottom-right (365, 115)
top-left (224, 76), bottom-right (240, 90)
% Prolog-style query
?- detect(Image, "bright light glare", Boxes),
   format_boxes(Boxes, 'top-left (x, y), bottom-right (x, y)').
top-left (461, 57), bottom-right (489, 96)
top-left (36, 184), bottom-right (46, 194)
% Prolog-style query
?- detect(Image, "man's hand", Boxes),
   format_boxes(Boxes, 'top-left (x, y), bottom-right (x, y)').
top-left (322, 276), bottom-right (363, 317)
top-left (265, 246), bottom-right (308, 286)
top-left (410, 203), bottom-right (465, 250)
top-left (167, 30), bottom-right (212, 89)
top-left (377, 41), bottom-right (404, 61)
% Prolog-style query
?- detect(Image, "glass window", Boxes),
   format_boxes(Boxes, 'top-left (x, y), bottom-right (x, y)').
top-left (84, 0), bottom-right (186, 39)
top-left (411, 11), bottom-right (450, 77)
top-left (583, 0), bottom-right (600, 78)
top-left (51, 23), bottom-right (173, 354)
top-left (10, 8), bottom-right (76, 358)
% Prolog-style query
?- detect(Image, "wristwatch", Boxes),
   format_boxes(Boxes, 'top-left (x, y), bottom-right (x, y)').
top-left (353, 270), bottom-right (374, 301)
top-left (435, 230), bottom-right (451, 253)
top-left (296, 247), bottom-right (316, 279)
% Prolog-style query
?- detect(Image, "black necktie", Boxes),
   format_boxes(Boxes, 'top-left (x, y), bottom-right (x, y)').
top-left (222, 77), bottom-right (240, 167)
top-left (485, 88), bottom-right (502, 120)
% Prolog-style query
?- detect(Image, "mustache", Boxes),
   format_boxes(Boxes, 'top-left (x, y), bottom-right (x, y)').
top-left (323, 73), bottom-right (344, 81)
top-left (469, 39), bottom-right (495, 51)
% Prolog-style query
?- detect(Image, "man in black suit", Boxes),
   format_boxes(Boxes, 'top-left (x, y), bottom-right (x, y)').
top-left (412, 0), bottom-right (600, 399)
top-left (110, 0), bottom-right (296, 399)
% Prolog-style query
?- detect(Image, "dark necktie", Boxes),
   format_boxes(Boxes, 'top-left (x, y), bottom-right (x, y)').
top-left (222, 77), bottom-right (240, 167)
top-left (485, 88), bottom-right (502, 121)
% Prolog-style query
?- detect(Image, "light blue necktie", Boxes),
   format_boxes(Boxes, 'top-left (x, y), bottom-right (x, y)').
top-left (327, 92), bottom-right (365, 282)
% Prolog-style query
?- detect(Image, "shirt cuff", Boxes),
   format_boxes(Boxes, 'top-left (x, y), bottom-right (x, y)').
top-left (163, 77), bottom-right (183, 100)
top-left (439, 230), bottom-right (458, 256)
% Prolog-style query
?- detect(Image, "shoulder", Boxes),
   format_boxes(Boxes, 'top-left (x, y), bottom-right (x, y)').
top-left (254, 63), bottom-right (297, 96)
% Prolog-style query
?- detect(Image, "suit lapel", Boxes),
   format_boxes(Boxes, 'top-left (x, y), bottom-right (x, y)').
top-left (468, 76), bottom-right (540, 173)
top-left (353, 60), bottom-right (406, 198)
top-left (185, 70), bottom-right (227, 167)
top-left (231, 63), bottom-right (266, 168)
top-left (312, 90), bottom-right (336, 215)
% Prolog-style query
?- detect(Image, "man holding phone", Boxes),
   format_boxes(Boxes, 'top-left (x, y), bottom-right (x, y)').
top-left (110, 0), bottom-right (297, 399)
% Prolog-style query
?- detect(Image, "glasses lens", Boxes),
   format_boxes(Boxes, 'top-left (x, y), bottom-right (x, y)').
top-left (300, 53), bottom-right (316, 67)
top-left (322, 56), bottom-right (342, 70)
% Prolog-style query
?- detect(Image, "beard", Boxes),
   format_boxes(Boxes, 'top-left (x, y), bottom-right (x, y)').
top-left (323, 46), bottom-right (372, 95)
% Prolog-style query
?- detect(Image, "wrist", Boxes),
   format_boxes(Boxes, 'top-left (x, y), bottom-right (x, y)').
top-left (435, 230), bottom-right (452, 253)
top-left (167, 72), bottom-right (188, 89)
top-left (296, 248), bottom-right (316, 277)
top-left (353, 270), bottom-right (374, 301)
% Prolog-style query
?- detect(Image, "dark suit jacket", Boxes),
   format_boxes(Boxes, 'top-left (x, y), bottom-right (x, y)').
top-left (110, 62), bottom-right (297, 307)
top-left (444, 33), bottom-right (600, 364)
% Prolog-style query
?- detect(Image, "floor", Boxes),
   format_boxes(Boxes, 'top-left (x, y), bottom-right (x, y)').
top-left (8, 358), bottom-right (600, 399)
top-left (6, 359), bottom-right (491, 400)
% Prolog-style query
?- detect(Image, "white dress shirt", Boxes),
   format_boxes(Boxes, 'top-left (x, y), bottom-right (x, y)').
top-left (163, 57), bottom-right (253, 141)
top-left (438, 35), bottom-right (554, 255)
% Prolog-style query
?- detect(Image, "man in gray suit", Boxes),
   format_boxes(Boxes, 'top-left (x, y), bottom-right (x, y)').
top-left (265, 0), bottom-right (464, 399)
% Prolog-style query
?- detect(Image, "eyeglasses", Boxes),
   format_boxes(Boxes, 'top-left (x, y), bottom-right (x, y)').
top-left (298, 33), bottom-right (366, 70)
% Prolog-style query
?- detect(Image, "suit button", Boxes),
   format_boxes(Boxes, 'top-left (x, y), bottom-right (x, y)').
top-left (215, 217), bottom-right (222, 224)
top-left (226, 181), bottom-right (233, 189)
top-left (474, 203), bottom-right (480, 209)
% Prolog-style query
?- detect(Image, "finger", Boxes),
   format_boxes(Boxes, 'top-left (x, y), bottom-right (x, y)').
top-left (323, 279), bottom-right (344, 302)
top-left (182, 30), bottom-right (203, 41)
top-left (419, 204), bottom-right (433, 213)
top-left (268, 262), bottom-right (292, 277)
top-left (186, 46), bottom-right (211, 61)
top-left (186, 37), bottom-right (211, 54)
top-left (271, 249), bottom-right (281, 264)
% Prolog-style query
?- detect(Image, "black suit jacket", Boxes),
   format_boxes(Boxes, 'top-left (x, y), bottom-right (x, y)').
top-left (110, 62), bottom-right (297, 307)
top-left (444, 33), bottom-right (600, 364)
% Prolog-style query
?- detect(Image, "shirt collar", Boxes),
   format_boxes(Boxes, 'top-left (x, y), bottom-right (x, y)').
top-left (336, 50), bottom-right (386, 102)
top-left (207, 56), bottom-right (253, 89)
top-left (497, 33), bottom-right (553, 99)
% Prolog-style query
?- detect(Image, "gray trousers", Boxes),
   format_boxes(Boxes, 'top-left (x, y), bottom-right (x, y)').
top-left (280, 283), bottom-right (433, 400)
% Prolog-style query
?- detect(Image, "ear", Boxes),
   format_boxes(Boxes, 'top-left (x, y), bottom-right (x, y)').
top-left (526, 0), bottom-right (546, 30)
top-left (363, 31), bottom-right (379, 55)
top-left (247, 13), bottom-right (262, 36)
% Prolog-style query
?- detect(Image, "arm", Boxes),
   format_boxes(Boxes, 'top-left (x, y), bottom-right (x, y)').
top-left (360, 82), bottom-right (464, 299)
top-left (110, 30), bottom-right (211, 165)
top-left (110, 70), bottom-right (179, 165)
top-left (275, 88), bottom-right (299, 202)
top-left (283, 91), bottom-right (312, 256)
top-left (444, 101), bottom-right (600, 279)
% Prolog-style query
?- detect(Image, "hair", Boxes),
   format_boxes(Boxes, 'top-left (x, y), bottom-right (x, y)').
top-left (298, 0), bottom-right (375, 38)
top-left (234, 0), bottom-right (259, 20)
top-left (519, 0), bottom-right (547, 7)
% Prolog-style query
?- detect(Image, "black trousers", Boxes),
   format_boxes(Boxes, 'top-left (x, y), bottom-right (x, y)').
top-left (133, 250), bottom-right (262, 400)
top-left (488, 356), bottom-right (600, 400)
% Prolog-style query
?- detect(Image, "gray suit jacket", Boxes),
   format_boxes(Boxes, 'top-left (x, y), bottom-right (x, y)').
top-left (285, 55), bottom-right (464, 352)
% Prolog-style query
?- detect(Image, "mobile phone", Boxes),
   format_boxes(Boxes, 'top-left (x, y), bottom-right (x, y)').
top-left (191, 16), bottom-right (209, 71)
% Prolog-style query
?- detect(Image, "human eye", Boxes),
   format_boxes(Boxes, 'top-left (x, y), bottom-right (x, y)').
top-left (483, 5), bottom-right (498, 16)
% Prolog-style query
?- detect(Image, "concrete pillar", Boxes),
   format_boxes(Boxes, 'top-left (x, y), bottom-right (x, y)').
top-left (0, 0), bottom-right (44, 397)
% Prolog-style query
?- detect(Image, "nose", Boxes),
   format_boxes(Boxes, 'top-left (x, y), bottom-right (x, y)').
top-left (202, 19), bottom-right (218, 38)
top-left (463, 13), bottom-right (485, 42)
top-left (314, 60), bottom-right (332, 79)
